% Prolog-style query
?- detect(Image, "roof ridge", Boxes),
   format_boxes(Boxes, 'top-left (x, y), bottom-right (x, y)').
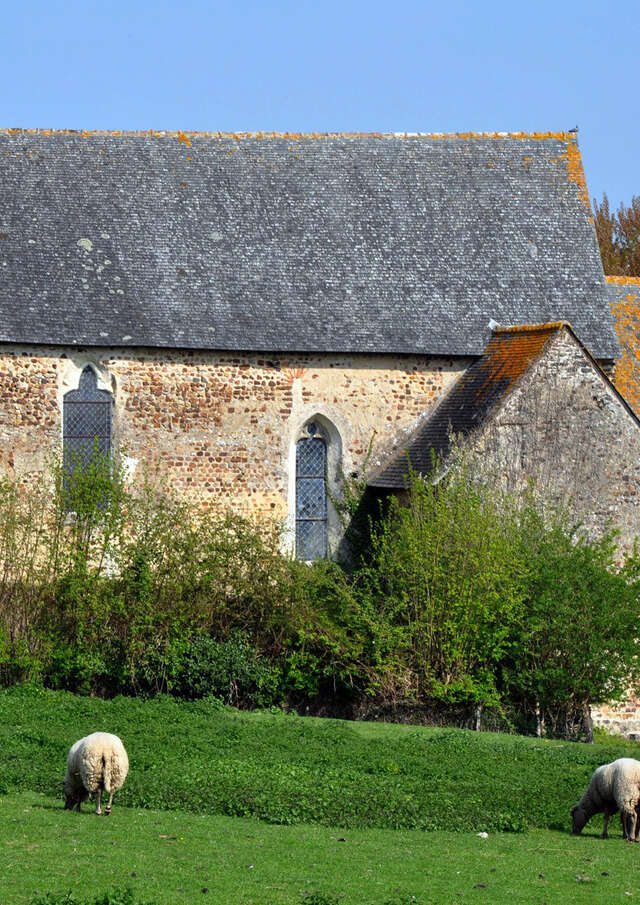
top-left (492, 321), bottom-right (571, 334)
top-left (0, 128), bottom-right (579, 142)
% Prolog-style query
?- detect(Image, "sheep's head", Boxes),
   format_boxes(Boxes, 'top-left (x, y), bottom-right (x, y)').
top-left (63, 791), bottom-right (78, 810)
top-left (63, 779), bottom-right (89, 811)
top-left (571, 805), bottom-right (589, 835)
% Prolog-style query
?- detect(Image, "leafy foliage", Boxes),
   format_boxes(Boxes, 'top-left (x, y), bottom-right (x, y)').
top-left (0, 462), bottom-right (360, 705)
top-left (4, 685), bottom-right (640, 835)
top-left (501, 508), bottom-right (640, 735)
top-left (594, 193), bottom-right (640, 276)
top-left (161, 633), bottom-right (281, 706)
top-left (356, 467), bottom-right (527, 707)
top-left (1, 453), bottom-right (640, 736)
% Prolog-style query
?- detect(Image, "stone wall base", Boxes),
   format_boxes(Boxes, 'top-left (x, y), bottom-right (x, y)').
top-left (591, 693), bottom-right (640, 740)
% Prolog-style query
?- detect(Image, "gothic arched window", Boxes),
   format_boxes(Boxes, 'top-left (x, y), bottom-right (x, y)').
top-left (63, 366), bottom-right (113, 480)
top-left (295, 422), bottom-right (328, 560)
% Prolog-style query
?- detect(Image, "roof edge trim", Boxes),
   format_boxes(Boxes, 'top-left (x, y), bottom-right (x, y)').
top-left (0, 128), bottom-right (581, 142)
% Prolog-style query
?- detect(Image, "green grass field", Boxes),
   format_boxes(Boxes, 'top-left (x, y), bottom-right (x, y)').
top-left (3, 686), bottom-right (640, 904)
top-left (6, 793), bottom-right (640, 905)
top-left (4, 792), bottom-right (640, 905)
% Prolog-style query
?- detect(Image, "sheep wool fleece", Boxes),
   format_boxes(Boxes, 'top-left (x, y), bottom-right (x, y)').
top-left (573, 757), bottom-right (640, 840)
top-left (64, 732), bottom-right (129, 814)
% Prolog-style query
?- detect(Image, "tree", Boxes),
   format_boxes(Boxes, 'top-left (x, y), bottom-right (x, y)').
top-left (616, 196), bottom-right (640, 275)
top-left (501, 507), bottom-right (640, 740)
top-left (593, 193), bottom-right (640, 276)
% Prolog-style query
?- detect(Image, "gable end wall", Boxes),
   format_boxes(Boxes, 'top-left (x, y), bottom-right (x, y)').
top-left (473, 329), bottom-right (640, 550)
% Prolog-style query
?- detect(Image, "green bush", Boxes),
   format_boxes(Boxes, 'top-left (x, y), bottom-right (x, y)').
top-left (0, 461), bottom-right (363, 707)
top-left (501, 506), bottom-right (640, 736)
top-left (163, 632), bottom-right (282, 706)
top-left (1, 450), bottom-right (640, 737)
top-left (356, 467), bottom-right (526, 708)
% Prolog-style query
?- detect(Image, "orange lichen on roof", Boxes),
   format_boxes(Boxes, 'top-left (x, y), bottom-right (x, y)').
top-left (609, 281), bottom-right (640, 417)
top-left (606, 276), bottom-right (640, 287)
top-left (478, 324), bottom-right (560, 392)
top-left (493, 321), bottom-right (571, 334)
top-left (0, 127), bottom-right (580, 142)
top-left (567, 138), bottom-right (590, 211)
top-left (443, 324), bottom-right (565, 414)
top-left (552, 136), bottom-right (590, 211)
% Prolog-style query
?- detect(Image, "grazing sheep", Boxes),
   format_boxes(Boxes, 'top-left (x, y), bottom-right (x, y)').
top-left (571, 758), bottom-right (640, 842)
top-left (64, 732), bottom-right (129, 816)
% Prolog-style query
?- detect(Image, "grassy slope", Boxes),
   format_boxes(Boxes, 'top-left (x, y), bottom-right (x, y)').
top-left (4, 792), bottom-right (640, 905)
top-left (2, 686), bottom-right (639, 834)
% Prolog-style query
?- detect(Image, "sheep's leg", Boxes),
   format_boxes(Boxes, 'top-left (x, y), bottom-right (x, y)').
top-left (602, 810), bottom-right (611, 839)
top-left (95, 789), bottom-right (102, 816)
top-left (105, 791), bottom-right (114, 816)
top-left (622, 810), bottom-right (635, 842)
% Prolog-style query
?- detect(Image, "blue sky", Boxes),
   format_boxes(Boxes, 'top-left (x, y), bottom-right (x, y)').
top-left (2, 0), bottom-right (638, 208)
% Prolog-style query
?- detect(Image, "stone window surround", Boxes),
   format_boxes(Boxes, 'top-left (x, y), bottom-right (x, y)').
top-left (59, 356), bottom-right (117, 457)
top-left (286, 412), bottom-right (343, 559)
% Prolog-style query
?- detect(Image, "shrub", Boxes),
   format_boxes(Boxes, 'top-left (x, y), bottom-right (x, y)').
top-left (2, 449), bottom-right (640, 738)
top-left (355, 467), bottom-right (526, 709)
top-left (501, 506), bottom-right (640, 736)
top-left (163, 632), bottom-right (282, 706)
top-left (0, 462), bottom-right (363, 707)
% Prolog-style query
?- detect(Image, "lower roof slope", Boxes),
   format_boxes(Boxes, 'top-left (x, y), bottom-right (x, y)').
top-left (0, 130), bottom-right (618, 357)
top-left (370, 323), bottom-right (576, 488)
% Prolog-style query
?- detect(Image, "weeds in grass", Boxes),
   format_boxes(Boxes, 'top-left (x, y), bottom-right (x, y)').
top-left (31, 891), bottom-right (158, 905)
top-left (4, 686), bottom-right (640, 834)
top-left (300, 895), bottom-right (342, 905)
top-left (30, 893), bottom-right (425, 905)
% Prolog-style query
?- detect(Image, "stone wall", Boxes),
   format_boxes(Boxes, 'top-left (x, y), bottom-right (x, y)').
top-left (591, 695), bottom-right (640, 739)
top-left (465, 327), bottom-right (640, 733)
top-left (0, 344), bottom-right (469, 550)
top-left (473, 328), bottom-right (640, 551)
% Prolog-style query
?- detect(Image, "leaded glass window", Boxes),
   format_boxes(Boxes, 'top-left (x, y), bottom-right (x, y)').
top-left (63, 366), bottom-right (113, 479)
top-left (295, 423), bottom-right (327, 560)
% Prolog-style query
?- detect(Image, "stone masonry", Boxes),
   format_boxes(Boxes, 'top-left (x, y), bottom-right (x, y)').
top-left (473, 327), bottom-right (640, 552)
top-left (0, 344), bottom-right (468, 550)
top-left (470, 327), bottom-right (640, 735)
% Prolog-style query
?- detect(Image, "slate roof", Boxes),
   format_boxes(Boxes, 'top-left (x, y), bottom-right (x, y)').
top-left (607, 276), bottom-right (640, 417)
top-left (0, 129), bottom-right (618, 357)
top-left (370, 322), bottom-right (575, 488)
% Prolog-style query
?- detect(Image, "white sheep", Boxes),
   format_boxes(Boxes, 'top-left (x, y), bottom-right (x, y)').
top-left (571, 758), bottom-right (640, 841)
top-left (64, 732), bottom-right (129, 816)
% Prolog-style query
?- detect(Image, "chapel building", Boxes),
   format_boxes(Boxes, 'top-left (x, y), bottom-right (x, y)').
top-left (0, 129), bottom-right (638, 559)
